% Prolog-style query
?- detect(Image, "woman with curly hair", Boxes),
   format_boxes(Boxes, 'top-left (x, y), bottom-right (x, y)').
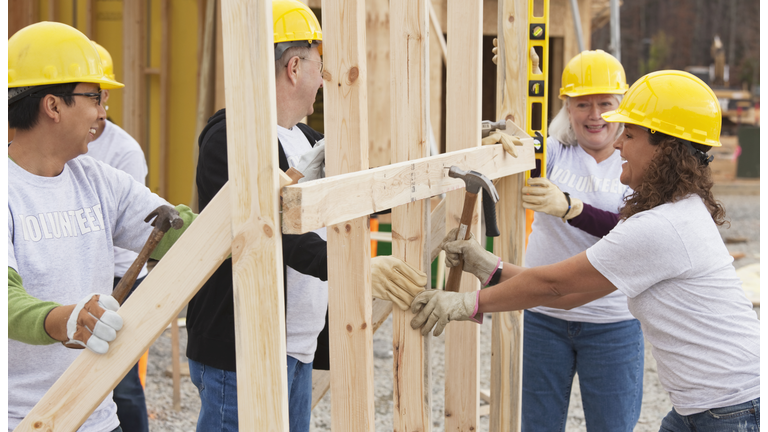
top-left (412, 70), bottom-right (760, 432)
top-left (517, 50), bottom-right (643, 432)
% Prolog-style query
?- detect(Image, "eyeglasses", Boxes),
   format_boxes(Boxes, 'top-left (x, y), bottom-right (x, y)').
top-left (300, 58), bottom-right (324, 74)
top-left (30, 91), bottom-right (103, 105)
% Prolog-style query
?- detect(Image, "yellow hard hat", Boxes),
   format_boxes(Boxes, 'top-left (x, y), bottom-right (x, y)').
top-left (602, 70), bottom-right (722, 147)
top-left (91, 41), bottom-right (116, 81)
top-left (8, 21), bottom-right (123, 103)
top-left (273, 0), bottom-right (322, 59)
top-left (559, 49), bottom-right (628, 99)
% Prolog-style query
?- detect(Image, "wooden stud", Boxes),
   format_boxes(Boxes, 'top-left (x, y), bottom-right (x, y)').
top-left (159, 0), bottom-right (170, 198)
top-left (219, 0), bottom-right (289, 429)
top-left (366, 0), bottom-right (392, 168)
top-left (490, 0), bottom-right (529, 430)
top-left (170, 316), bottom-right (181, 411)
top-left (322, 0), bottom-right (376, 430)
top-left (281, 144), bottom-right (534, 234)
top-left (14, 183), bottom-right (233, 431)
top-left (123, 0), bottom-right (147, 150)
top-left (444, 0), bottom-right (483, 429)
top-left (389, 0), bottom-right (432, 428)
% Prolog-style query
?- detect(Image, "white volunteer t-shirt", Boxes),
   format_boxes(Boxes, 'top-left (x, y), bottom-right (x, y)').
top-left (525, 137), bottom-right (633, 323)
top-left (587, 195), bottom-right (760, 415)
top-left (86, 120), bottom-right (149, 279)
top-left (8, 156), bottom-right (168, 431)
top-left (277, 124), bottom-right (328, 364)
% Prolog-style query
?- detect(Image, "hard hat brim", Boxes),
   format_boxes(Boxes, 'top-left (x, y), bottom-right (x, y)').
top-left (9, 76), bottom-right (124, 90)
top-left (602, 109), bottom-right (722, 147)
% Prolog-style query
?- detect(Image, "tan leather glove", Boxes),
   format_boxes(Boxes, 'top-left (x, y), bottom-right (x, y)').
top-left (371, 256), bottom-right (428, 311)
top-left (410, 290), bottom-right (480, 336)
top-left (439, 228), bottom-right (501, 285)
top-left (492, 38), bottom-right (499, 65)
top-left (481, 130), bottom-right (524, 157)
top-left (521, 177), bottom-right (583, 221)
top-left (49, 294), bottom-right (123, 354)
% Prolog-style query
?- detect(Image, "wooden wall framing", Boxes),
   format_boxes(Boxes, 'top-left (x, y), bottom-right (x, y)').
top-left (13, 0), bottom-right (536, 431)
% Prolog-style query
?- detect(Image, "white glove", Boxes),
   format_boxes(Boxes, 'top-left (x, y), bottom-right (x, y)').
top-left (371, 256), bottom-right (427, 311)
top-left (481, 130), bottom-right (524, 157)
top-left (521, 177), bottom-right (583, 221)
top-left (439, 228), bottom-right (501, 285)
top-left (65, 293), bottom-right (123, 354)
top-left (296, 139), bottom-right (326, 183)
top-left (410, 290), bottom-right (480, 336)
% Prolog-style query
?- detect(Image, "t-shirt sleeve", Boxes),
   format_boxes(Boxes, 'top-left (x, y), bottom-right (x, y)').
top-left (114, 147), bottom-right (148, 186)
top-left (8, 208), bottom-right (17, 272)
top-left (586, 212), bottom-right (691, 298)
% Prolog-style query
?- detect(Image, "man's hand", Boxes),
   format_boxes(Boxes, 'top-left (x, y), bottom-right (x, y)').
top-left (46, 294), bottom-right (124, 354)
top-left (481, 130), bottom-right (524, 157)
top-left (439, 228), bottom-right (501, 285)
top-left (296, 139), bottom-right (325, 183)
top-left (371, 256), bottom-right (427, 310)
top-left (522, 177), bottom-right (583, 221)
top-left (410, 290), bottom-right (479, 336)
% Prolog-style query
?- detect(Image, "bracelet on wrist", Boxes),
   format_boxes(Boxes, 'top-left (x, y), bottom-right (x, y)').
top-left (562, 192), bottom-right (572, 218)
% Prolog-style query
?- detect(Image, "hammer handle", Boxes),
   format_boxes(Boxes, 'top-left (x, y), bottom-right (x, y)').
top-left (445, 191), bottom-right (479, 292)
top-left (112, 228), bottom-right (166, 305)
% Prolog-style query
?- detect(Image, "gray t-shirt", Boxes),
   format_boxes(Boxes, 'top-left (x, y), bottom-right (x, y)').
top-left (8, 156), bottom-right (167, 431)
top-left (85, 120), bottom-right (149, 279)
top-left (587, 195), bottom-right (760, 415)
top-left (277, 125), bottom-right (329, 364)
top-left (525, 137), bottom-right (633, 323)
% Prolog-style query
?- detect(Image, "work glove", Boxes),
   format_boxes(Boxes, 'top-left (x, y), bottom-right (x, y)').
top-left (521, 177), bottom-right (583, 221)
top-left (410, 290), bottom-right (480, 336)
top-left (64, 293), bottom-right (124, 354)
top-left (491, 38), bottom-right (499, 65)
top-left (371, 256), bottom-right (428, 311)
top-left (439, 228), bottom-right (501, 286)
top-left (296, 139), bottom-right (326, 183)
top-left (482, 131), bottom-right (524, 158)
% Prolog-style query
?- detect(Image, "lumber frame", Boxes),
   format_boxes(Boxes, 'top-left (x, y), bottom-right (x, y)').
top-left (444, 0), bottom-right (484, 429)
top-left (490, 0), bottom-right (529, 430)
top-left (122, 0), bottom-right (146, 151)
top-left (281, 143), bottom-right (534, 234)
top-left (322, 0), bottom-right (376, 430)
top-left (390, 0), bottom-right (432, 428)
top-left (219, 1), bottom-right (289, 429)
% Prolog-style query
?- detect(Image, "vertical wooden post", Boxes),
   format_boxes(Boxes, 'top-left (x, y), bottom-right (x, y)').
top-left (322, 0), bottom-right (376, 430)
top-left (366, 0), bottom-right (391, 168)
top-left (389, 0), bottom-right (432, 429)
top-left (220, 0), bottom-right (289, 430)
top-left (444, 0), bottom-right (482, 429)
top-left (490, 1), bottom-right (529, 431)
top-left (159, 0), bottom-right (170, 198)
top-left (123, 0), bottom-right (146, 150)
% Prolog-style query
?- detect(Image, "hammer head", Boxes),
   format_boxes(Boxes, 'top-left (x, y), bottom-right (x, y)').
top-left (144, 205), bottom-right (184, 232)
top-left (448, 166), bottom-right (499, 203)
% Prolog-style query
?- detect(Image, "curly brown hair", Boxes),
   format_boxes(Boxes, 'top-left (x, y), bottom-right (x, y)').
top-left (620, 132), bottom-right (727, 226)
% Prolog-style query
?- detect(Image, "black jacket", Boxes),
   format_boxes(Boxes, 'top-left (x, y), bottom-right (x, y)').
top-left (186, 108), bottom-right (331, 371)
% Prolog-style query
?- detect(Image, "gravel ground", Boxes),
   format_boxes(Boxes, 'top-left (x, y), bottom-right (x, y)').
top-left (145, 188), bottom-right (759, 431)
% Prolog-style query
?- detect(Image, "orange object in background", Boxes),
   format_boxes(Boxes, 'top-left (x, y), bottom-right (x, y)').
top-left (138, 350), bottom-right (148, 389)
top-left (525, 209), bottom-right (534, 249)
top-left (370, 217), bottom-right (379, 257)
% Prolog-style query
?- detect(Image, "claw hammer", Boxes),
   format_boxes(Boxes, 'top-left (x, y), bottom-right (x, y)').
top-left (444, 167), bottom-right (500, 292)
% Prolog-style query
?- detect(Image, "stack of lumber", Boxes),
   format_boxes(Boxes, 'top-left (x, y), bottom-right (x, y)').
top-left (709, 135), bottom-right (738, 182)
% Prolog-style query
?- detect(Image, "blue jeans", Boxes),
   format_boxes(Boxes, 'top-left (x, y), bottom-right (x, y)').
top-left (660, 398), bottom-right (760, 432)
top-left (522, 310), bottom-right (644, 432)
top-left (189, 356), bottom-right (313, 432)
top-left (112, 276), bottom-right (149, 432)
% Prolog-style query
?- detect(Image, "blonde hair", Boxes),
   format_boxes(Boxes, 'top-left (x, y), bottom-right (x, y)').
top-left (548, 94), bottom-right (624, 146)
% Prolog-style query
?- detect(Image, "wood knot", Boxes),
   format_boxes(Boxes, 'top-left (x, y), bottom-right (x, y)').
top-left (333, 226), bottom-right (340, 233)
top-left (348, 66), bottom-right (360, 83)
top-left (262, 224), bottom-right (273, 238)
top-left (346, 324), bottom-right (353, 332)
top-left (506, 114), bottom-right (515, 122)
top-left (508, 15), bottom-right (515, 23)
top-left (345, 224), bottom-right (352, 233)
top-left (360, 322), bottom-right (367, 330)
top-left (33, 421), bottom-right (42, 429)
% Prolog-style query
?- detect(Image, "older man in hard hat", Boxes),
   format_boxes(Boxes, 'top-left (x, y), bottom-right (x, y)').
top-left (188, 1), bottom-right (428, 431)
top-left (8, 22), bottom-right (196, 431)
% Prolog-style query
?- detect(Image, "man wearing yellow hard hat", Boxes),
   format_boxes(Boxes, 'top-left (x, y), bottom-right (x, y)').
top-left (8, 22), bottom-right (197, 431)
top-left (188, 1), bottom-right (427, 431)
top-left (84, 40), bottom-right (151, 432)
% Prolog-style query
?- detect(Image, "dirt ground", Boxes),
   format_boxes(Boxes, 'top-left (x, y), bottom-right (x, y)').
top-left (145, 186), bottom-right (760, 431)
